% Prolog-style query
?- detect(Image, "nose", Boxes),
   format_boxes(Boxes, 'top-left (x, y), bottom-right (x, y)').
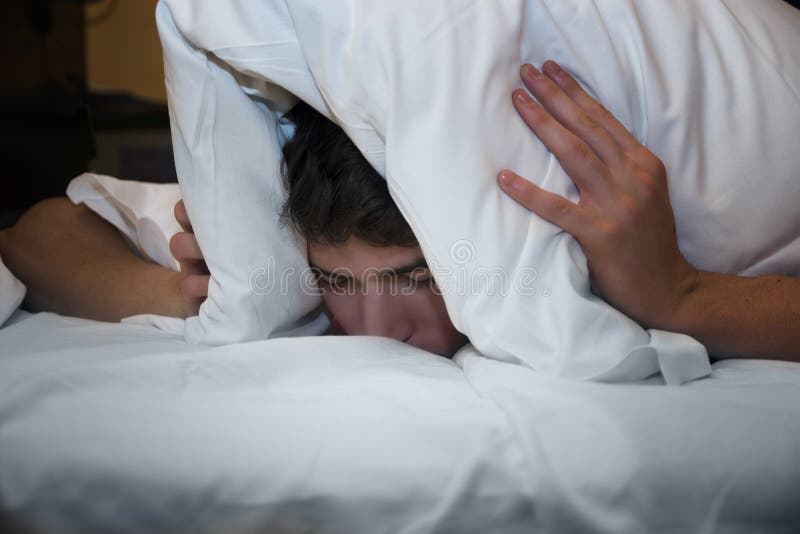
top-left (358, 287), bottom-right (413, 342)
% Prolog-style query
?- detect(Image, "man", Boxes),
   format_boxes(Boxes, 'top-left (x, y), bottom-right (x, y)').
top-left (2, 63), bottom-right (799, 360)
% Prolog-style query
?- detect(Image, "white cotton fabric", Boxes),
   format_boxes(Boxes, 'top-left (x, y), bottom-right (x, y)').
top-left (157, 6), bottom-right (326, 346)
top-left (66, 173), bottom-right (183, 271)
top-left (156, 0), bottom-right (800, 381)
top-left (0, 257), bottom-right (24, 328)
top-left (64, 174), bottom-right (329, 337)
top-left (1, 313), bottom-right (800, 532)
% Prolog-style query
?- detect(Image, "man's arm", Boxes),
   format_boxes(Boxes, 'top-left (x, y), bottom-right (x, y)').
top-left (0, 197), bottom-right (188, 322)
top-left (666, 272), bottom-right (800, 359)
top-left (498, 61), bottom-right (800, 361)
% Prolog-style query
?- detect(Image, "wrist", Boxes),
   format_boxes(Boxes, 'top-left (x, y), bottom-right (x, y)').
top-left (643, 261), bottom-right (703, 332)
top-left (656, 267), bottom-right (708, 334)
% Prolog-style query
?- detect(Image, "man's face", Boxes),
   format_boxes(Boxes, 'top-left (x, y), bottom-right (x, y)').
top-left (308, 238), bottom-right (467, 357)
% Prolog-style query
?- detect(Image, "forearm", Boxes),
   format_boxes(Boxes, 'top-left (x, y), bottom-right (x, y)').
top-left (495, 61), bottom-right (800, 363)
top-left (0, 198), bottom-right (186, 322)
top-left (661, 271), bottom-right (800, 360)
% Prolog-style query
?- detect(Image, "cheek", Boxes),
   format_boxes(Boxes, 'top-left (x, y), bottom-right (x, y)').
top-left (410, 287), bottom-right (452, 326)
top-left (321, 292), bottom-right (356, 333)
top-left (407, 288), bottom-right (467, 354)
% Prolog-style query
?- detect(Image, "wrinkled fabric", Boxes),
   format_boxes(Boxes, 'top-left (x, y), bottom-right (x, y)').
top-left (1, 313), bottom-right (799, 532)
top-left (155, 0), bottom-right (800, 382)
top-left (66, 173), bottom-right (183, 270)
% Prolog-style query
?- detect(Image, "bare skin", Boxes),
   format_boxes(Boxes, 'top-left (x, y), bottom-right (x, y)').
top-left (306, 238), bottom-right (467, 356)
top-left (170, 200), bottom-right (210, 317)
top-left (0, 198), bottom-right (187, 321)
top-left (497, 61), bottom-right (800, 360)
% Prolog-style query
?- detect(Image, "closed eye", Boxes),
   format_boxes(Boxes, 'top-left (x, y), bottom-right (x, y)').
top-left (400, 267), bottom-right (434, 285)
top-left (317, 274), bottom-right (355, 288)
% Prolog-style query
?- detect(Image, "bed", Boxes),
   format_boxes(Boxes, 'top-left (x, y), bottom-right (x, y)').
top-left (2, 0), bottom-right (800, 531)
top-left (1, 310), bottom-right (799, 532)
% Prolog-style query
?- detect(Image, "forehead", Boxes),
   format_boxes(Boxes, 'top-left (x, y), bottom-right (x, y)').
top-left (308, 238), bottom-right (424, 276)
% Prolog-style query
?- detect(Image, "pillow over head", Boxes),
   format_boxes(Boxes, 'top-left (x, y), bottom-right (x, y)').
top-left (157, 0), bottom-right (800, 382)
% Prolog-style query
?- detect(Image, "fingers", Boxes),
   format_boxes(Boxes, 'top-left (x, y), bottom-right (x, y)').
top-left (181, 273), bottom-right (210, 299)
top-left (170, 231), bottom-right (203, 262)
top-left (498, 170), bottom-right (586, 237)
top-left (169, 226), bottom-right (209, 313)
top-left (169, 231), bottom-right (208, 281)
top-left (539, 61), bottom-right (668, 187)
top-left (174, 200), bottom-right (192, 232)
top-left (512, 88), bottom-right (610, 196)
top-left (539, 61), bottom-right (641, 153)
top-left (519, 64), bottom-right (623, 171)
top-left (180, 272), bottom-right (210, 318)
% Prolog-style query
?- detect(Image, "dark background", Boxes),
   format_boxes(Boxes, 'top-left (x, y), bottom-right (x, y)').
top-left (0, 0), bottom-right (175, 229)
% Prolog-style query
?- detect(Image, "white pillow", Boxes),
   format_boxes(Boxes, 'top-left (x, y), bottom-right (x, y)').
top-left (0, 256), bottom-right (24, 328)
top-left (157, 0), bottom-right (800, 381)
top-left (158, 3), bottom-right (326, 344)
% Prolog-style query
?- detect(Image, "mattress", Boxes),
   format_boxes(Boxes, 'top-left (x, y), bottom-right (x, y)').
top-left (1, 311), bottom-right (799, 533)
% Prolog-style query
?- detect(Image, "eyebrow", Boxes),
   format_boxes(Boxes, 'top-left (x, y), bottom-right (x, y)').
top-left (311, 257), bottom-right (429, 278)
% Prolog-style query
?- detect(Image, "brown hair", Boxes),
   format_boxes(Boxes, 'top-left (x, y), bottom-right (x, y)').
top-left (280, 102), bottom-right (417, 247)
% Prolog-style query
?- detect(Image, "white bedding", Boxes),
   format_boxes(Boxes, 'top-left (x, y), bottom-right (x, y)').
top-left (1, 312), bottom-right (799, 533)
top-left (156, 0), bottom-right (800, 384)
top-left (2, 0), bottom-right (800, 530)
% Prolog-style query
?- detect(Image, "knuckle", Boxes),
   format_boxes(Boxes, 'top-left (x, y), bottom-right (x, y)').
top-left (545, 197), bottom-right (576, 226)
top-left (169, 233), bottom-right (184, 256)
top-left (586, 121), bottom-right (608, 143)
top-left (569, 139), bottom-right (593, 161)
top-left (551, 198), bottom-right (571, 218)
top-left (572, 112), bottom-right (593, 132)
top-left (634, 147), bottom-right (659, 168)
top-left (633, 171), bottom-right (661, 200)
top-left (615, 195), bottom-right (640, 223)
top-left (574, 90), bottom-right (608, 117)
top-left (180, 276), bottom-right (198, 297)
top-left (595, 104), bottom-right (614, 124)
top-left (536, 78), bottom-right (559, 99)
top-left (561, 75), bottom-right (582, 95)
top-left (524, 106), bottom-right (547, 127)
top-left (651, 159), bottom-right (668, 180)
top-left (517, 183), bottom-right (541, 208)
top-left (181, 275), bottom-right (206, 297)
top-left (603, 220), bottom-right (625, 242)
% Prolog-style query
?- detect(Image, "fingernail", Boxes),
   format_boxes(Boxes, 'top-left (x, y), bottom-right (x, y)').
top-left (543, 60), bottom-right (562, 76)
top-left (521, 63), bottom-right (543, 80)
top-left (514, 89), bottom-right (533, 106)
top-left (498, 172), bottom-right (515, 185)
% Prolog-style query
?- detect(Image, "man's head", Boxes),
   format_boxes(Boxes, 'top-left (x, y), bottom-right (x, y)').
top-left (281, 102), bottom-right (466, 356)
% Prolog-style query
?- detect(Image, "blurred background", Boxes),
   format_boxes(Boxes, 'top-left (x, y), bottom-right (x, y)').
top-left (1, 0), bottom-right (174, 228)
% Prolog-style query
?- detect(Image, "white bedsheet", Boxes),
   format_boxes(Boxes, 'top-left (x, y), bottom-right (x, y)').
top-left (1, 312), bottom-right (799, 533)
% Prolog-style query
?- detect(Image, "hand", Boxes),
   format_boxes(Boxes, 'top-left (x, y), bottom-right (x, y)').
top-left (169, 200), bottom-right (209, 318)
top-left (497, 61), bottom-right (698, 329)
